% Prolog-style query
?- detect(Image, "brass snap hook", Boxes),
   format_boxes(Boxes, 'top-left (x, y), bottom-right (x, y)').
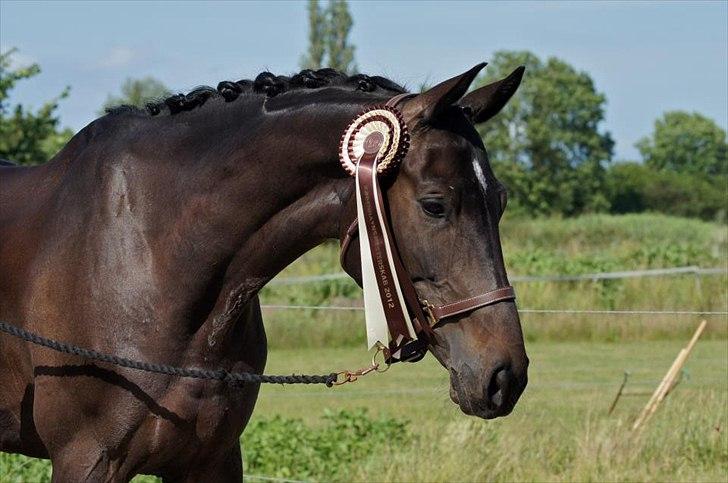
top-left (333, 364), bottom-right (378, 386)
top-left (333, 346), bottom-right (390, 385)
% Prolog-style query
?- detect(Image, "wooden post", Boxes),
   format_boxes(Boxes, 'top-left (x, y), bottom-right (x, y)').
top-left (631, 320), bottom-right (707, 432)
top-left (631, 348), bottom-right (686, 430)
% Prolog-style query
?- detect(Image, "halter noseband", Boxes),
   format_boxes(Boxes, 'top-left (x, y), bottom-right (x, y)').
top-left (338, 93), bottom-right (516, 364)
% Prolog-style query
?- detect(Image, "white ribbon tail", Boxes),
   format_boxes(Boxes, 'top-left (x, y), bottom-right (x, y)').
top-left (356, 168), bottom-right (391, 350)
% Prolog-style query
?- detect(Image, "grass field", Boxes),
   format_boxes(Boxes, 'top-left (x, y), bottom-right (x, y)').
top-left (253, 338), bottom-right (728, 482)
top-left (2, 340), bottom-right (725, 482)
top-left (1, 214), bottom-right (726, 481)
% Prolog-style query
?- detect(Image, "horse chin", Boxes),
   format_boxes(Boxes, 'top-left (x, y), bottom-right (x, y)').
top-left (451, 390), bottom-right (513, 420)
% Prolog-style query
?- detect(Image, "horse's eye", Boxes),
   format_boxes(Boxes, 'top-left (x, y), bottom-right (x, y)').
top-left (420, 198), bottom-right (446, 218)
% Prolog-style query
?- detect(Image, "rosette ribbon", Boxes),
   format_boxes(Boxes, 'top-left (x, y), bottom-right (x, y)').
top-left (339, 105), bottom-right (420, 358)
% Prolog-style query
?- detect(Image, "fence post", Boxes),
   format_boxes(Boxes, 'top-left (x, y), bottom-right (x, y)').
top-left (632, 320), bottom-right (707, 432)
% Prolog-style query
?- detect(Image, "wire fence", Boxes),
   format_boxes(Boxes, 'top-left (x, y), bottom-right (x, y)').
top-left (260, 304), bottom-right (728, 317)
top-left (264, 265), bottom-right (727, 320)
top-left (269, 265), bottom-right (727, 285)
top-left (245, 475), bottom-right (309, 483)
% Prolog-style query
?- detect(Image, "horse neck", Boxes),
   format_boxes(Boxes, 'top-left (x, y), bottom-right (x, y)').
top-left (151, 99), bottom-right (361, 295)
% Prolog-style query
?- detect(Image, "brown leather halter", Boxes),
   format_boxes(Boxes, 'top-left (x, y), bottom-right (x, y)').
top-left (339, 93), bottom-right (516, 363)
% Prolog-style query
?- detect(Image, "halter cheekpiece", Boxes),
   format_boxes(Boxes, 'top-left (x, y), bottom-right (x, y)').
top-left (338, 93), bottom-right (516, 364)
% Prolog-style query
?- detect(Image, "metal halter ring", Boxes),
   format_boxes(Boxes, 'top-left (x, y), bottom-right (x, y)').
top-left (372, 343), bottom-right (391, 373)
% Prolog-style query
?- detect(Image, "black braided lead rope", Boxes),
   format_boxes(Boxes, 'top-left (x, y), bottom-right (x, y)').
top-left (0, 321), bottom-right (337, 387)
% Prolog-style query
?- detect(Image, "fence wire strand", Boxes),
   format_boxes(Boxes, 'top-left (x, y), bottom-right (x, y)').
top-left (260, 304), bottom-right (728, 317)
top-left (270, 265), bottom-right (726, 285)
top-left (244, 475), bottom-right (309, 483)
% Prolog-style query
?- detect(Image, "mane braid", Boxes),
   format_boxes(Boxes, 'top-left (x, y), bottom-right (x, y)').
top-left (106, 68), bottom-right (406, 117)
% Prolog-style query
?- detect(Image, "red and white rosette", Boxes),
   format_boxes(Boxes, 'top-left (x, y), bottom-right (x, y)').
top-left (339, 106), bottom-right (415, 351)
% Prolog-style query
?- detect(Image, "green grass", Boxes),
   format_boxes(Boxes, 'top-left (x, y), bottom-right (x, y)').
top-left (502, 213), bottom-right (726, 274)
top-left (250, 339), bottom-right (727, 482)
top-left (270, 213), bottom-right (727, 280)
top-left (3, 340), bottom-right (725, 482)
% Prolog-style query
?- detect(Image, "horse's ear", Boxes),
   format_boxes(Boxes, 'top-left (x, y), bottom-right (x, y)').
top-left (459, 66), bottom-right (525, 124)
top-left (402, 63), bottom-right (487, 123)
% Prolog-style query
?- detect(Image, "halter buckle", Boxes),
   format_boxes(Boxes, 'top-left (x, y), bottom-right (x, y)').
top-left (421, 299), bottom-right (438, 327)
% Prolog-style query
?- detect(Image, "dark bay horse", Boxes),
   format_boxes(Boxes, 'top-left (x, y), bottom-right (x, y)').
top-left (0, 64), bottom-right (528, 481)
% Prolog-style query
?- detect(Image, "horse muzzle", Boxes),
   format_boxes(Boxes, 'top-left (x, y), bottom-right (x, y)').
top-left (448, 355), bottom-right (528, 420)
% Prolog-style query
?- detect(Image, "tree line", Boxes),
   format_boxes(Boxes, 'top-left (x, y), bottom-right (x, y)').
top-left (475, 50), bottom-right (726, 221)
top-left (1, 1), bottom-right (725, 221)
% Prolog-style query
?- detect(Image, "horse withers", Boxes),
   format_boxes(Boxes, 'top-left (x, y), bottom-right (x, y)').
top-left (0, 64), bottom-right (527, 481)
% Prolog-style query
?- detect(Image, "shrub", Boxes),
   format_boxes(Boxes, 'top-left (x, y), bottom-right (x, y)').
top-left (243, 409), bottom-right (411, 480)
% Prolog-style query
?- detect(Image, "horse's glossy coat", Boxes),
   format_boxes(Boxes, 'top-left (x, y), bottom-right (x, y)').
top-left (0, 65), bottom-right (527, 481)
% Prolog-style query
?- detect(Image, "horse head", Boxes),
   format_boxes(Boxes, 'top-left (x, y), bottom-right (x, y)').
top-left (341, 64), bottom-right (528, 419)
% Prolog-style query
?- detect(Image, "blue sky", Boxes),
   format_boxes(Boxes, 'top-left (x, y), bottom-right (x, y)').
top-left (1, 0), bottom-right (726, 160)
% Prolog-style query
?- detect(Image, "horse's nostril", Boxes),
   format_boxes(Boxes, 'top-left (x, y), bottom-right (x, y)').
top-left (490, 387), bottom-right (503, 407)
top-left (486, 366), bottom-right (512, 410)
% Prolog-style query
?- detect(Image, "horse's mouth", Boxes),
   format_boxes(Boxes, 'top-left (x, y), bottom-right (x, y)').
top-left (449, 367), bottom-right (518, 420)
top-left (449, 367), bottom-right (484, 418)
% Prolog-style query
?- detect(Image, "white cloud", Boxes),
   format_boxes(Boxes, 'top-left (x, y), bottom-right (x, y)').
top-left (97, 46), bottom-right (136, 69)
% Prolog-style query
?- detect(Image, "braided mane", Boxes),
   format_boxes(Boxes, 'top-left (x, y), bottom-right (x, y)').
top-left (107, 68), bottom-right (407, 117)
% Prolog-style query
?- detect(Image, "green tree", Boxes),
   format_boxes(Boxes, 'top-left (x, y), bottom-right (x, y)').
top-left (0, 48), bottom-right (73, 166)
top-left (606, 162), bottom-right (725, 221)
top-left (301, 0), bottom-right (356, 73)
top-left (475, 50), bottom-right (614, 216)
top-left (101, 76), bottom-right (170, 113)
top-left (301, 0), bottom-right (326, 70)
top-left (636, 111), bottom-right (727, 176)
top-left (325, 0), bottom-right (355, 73)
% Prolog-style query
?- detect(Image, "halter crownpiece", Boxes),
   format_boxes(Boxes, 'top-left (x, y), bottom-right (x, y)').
top-left (339, 106), bottom-right (409, 177)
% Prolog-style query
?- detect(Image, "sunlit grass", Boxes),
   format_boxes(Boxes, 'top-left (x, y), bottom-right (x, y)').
top-left (253, 339), bottom-right (727, 482)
